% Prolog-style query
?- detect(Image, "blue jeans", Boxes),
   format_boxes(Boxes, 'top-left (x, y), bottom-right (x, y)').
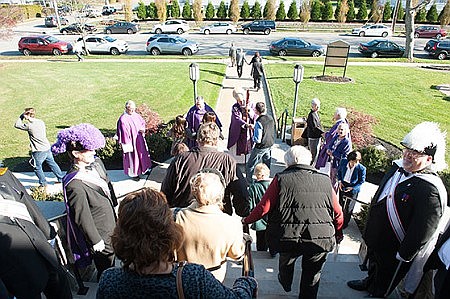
top-left (246, 147), bottom-right (271, 184)
top-left (31, 150), bottom-right (64, 186)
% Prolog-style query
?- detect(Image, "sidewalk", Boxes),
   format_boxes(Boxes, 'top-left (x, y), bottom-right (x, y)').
top-left (12, 59), bottom-right (395, 298)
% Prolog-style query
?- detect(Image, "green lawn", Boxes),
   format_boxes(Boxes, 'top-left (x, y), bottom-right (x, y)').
top-left (265, 63), bottom-right (450, 166)
top-left (0, 61), bottom-right (225, 166)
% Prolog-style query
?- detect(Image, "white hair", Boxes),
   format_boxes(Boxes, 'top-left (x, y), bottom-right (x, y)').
top-left (335, 107), bottom-right (347, 120)
top-left (125, 100), bottom-right (136, 109)
top-left (401, 122), bottom-right (447, 172)
top-left (311, 98), bottom-right (320, 108)
top-left (284, 146), bottom-right (312, 167)
top-left (190, 172), bottom-right (224, 207)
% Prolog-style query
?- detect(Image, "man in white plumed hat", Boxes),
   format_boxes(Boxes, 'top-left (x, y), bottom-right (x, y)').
top-left (347, 122), bottom-right (448, 297)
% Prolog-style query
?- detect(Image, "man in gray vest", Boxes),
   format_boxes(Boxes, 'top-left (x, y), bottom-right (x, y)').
top-left (246, 102), bottom-right (275, 184)
top-left (243, 146), bottom-right (344, 298)
top-left (229, 42), bottom-right (237, 67)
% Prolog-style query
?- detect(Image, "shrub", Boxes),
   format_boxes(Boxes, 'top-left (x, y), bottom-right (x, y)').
top-left (136, 103), bottom-right (163, 135)
top-left (205, 1), bottom-right (215, 19)
top-left (360, 146), bottom-right (390, 174)
top-left (241, 0), bottom-right (251, 19)
top-left (97, 137), bottom-right (122, 163)
top-left (30, 186), bottom-right (64, 202)
top-left (146, 125), bottom-right (171, 162)
top-left (354, 202), bottom-right (370, 232)
top-left (276, 0), bottom-right (286, 20)
top-left (147, 3), bottom-right (157, 19)
top-left (136, 1), bottom-right (146, 19)
top-left (347, 109), bottom-right (378, 149)
top-left (251, 1), bottom-right (262, 19)
top-left (287, 0), bottom-right (298, 20)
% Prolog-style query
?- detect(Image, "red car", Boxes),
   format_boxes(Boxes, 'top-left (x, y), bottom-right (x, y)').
top-left (414, 26), bottom-right (447, 39)
top-left (18, 35), bottom-right (73, 56)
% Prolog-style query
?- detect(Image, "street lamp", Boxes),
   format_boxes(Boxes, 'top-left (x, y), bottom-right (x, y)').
top-left (292, 64), bottom-right (304, 119)
top-left (189, 63), bottom-right (200, 104)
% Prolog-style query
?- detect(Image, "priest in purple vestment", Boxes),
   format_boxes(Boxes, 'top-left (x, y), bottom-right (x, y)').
top-left (227, 87), bottom-right (256, 164)
top-left (116, 100), bottom-right (151, 180)
top-left (185, 96), bottom-right (222, 149)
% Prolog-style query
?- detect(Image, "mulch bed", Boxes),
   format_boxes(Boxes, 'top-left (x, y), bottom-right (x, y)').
top-left (312, 75), bottom-right (354, 83)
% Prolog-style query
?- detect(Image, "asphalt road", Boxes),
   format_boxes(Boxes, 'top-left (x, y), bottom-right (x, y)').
top-left (1, 18), bottom-right (432, 58)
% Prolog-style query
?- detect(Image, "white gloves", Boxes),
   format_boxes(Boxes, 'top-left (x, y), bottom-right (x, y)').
top-left (93, 240), bottom-right (106, 252)
top-left (243, 233), bottom-right (253, 243)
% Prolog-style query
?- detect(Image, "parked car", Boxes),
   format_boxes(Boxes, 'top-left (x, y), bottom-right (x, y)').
top-left (424, 39), bottom-right (450, 60)
top-left (146, 35), bottom-right (198, 56)
top-left (352, 24), bottom-right (391, 37)
top-left (414, 26), bottom-right (447, 39)
top-left (241, 20), bottom-right (276, 35)
top-left (102, 5), bottom-right (117, 15)
top-left (18, 35), bottom-right (72, 56)
top-left (44, 15), bottom-right (69, 27)
top-left (269, 37), bottom-right (324, 57)
top-left (78, 35), bottom-right (128, 55)
top-left (60, 23), bottom-right (96, 35)
top-left (152, 20), bottom-right (190, 34)
top-left (199, 22), bottom-right (237, 35)
top-left (358, 39), bottom-right (405, 58)
top-left (104, 21), bottom-right (139, 34)
top-left (86, 9), bottom-right (102, 18)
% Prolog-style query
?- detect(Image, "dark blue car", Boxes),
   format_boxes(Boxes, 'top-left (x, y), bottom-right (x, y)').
top-left (358, 39), bottom-right (405, 58)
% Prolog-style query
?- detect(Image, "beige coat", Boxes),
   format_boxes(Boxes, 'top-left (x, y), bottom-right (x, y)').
top-left (174, 202), bottom-right (245, 282)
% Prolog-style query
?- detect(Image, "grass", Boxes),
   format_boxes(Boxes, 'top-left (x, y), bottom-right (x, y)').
top-left (0, 61), bottom-right (225, 167)
top-left (264, 63), bottom-right (450, 166)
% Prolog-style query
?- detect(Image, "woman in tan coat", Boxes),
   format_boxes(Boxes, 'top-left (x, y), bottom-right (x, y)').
top-left (174, 170), bottom-right (247, 282)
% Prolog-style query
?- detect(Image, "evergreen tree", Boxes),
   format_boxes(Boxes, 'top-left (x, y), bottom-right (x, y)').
top-left (264, 0), bottom-right (276, 20)
top-left (397, 4), bottom-right (405, 21)
top-left (241, 0), bottom-right (250, 19)
top-left (182, 1), bottom-right (192, 19)
top-left (439, 0), bottom-right (450, 26)
top-left (147, 2), bottom-right (157, 19)
top-left (347, 0), bottom-right (355, 21)
top-left (426, 4), bottom-right (438, 23)
top-left (356, 0), bottom-right (367, 20)
top-left (171, 0), bottom-right (181, 18)
top-left (251, 1), bottom-right (262, 19)
top-left (310, 0), bottom-right (322, 21)
top-left (217, 0), bottom-right (227, 19)
top-left (276, 0), bottom-right (287, 20)
top-left (229, 0), bottom-right (240, 22)
top-left (287, 0), bottom-right (299, 20)
top-left (415, 7), bottom-right (426, 23)
top-left (382, 3), bottom-right (391, 21)
top-left (137, 1), bottom-right (146, 19)
top-left (335, 0), bottom-right (342, 20)
top-left (321, 0), bottom-right (333, 21)
top-left (205, 1), bottom-right (215, 19)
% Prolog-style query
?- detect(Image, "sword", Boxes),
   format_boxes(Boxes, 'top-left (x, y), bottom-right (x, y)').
top-left (384, 260), bottom-right (403, 298)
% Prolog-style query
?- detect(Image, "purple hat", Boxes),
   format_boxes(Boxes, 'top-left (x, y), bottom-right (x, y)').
top-left (52, 123), bottom-right (105, 154)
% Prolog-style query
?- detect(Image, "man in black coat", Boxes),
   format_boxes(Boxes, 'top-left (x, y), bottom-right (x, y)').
top-left (347, 122), bottom-right (448, 297)
top-left (302, 98), bottom-right (324, 165)
top-left (0, 167), bottom-right (72, 299)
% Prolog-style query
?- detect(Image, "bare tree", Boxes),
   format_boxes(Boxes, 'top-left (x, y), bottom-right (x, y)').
top-left (404, 0), bottom-right (432, 61)
top-left (265, 0), bottom-right (276, 20)
top-left (156, 0), bottom-right (167, 22)
top-left (229, 0), bottom-right (240, 23)
top-left (337, 0), bottom-right (349, 23)
top-left (0, 5), bottom-right (22, 39)
top-left (299, 0), bottom-right (311, 25)
top-left (124, 0), bottom-right (133, 22)
top-left (193, 0), bottom-right (203, 24)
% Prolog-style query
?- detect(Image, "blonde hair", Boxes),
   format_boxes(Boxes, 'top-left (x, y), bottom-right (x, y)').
top-left (190, 172), bottom-right (224, 208)
top-left (254, 163), bottom-right (270, 180)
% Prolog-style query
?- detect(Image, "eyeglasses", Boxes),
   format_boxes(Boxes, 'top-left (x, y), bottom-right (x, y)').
top-left (403, 148), bottom-right (428, 159)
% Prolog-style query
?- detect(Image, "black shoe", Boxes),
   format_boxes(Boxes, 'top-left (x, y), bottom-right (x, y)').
top-left (347, 279), bottom-right (368, 291)
top-left (130, 176), bottom-right (140, 181)
top-left (278, 274), bottom-right (291, 292)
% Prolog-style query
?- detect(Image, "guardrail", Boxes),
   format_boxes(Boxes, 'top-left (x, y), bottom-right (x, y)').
top-left (277, 108), bottom-right (289, 143)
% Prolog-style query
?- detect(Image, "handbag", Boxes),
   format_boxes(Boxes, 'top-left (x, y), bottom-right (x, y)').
top-left (176, 261), bottom-right (187, 299)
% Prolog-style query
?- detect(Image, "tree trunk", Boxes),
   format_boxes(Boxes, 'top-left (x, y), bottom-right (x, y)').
top-left (404, 0), bottom-right (415, 62)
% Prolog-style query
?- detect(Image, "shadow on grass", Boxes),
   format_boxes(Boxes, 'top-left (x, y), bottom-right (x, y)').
top-left (201, 69), bottom-right (225, 77)
top-left (444, 96), bottom-right (450, 102)
top-left (3, 156), bottom-right (30, 171)
top-left (266, 76), bottom-right (291, 80)
top-left (204, 80), bottom-right (222, 87)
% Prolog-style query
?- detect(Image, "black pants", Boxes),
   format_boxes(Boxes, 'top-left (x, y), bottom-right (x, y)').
top-left (434, 263), bottom-right (450, 299)
top-left (256, 230), bottom-right (268, 251)
top-left (278, 247), bottom-right (328, 299)
top-left (93, 245), bottom-right (115, 281)
top-left (253, 75), bottom-right (261, 89)
top-left (338, 188), bottom-right (358, 228)
top-left (237, 65), bottom-right (243, 78)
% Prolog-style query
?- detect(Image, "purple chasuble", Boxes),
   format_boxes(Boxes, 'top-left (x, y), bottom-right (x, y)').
top-left (315, 119), bottom-right (351, 169)
top-left (227, 102), bottom-right (256, 156)
top-left (116, 112), bottom-right (151, 177)
top-left (185, 103), bottom-right (222, 149)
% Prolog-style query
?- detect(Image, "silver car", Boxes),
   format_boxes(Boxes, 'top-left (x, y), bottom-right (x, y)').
top-left (199, 22), bottom-right (237, 35)
top-left (146, 35), bottom-right (198, 56)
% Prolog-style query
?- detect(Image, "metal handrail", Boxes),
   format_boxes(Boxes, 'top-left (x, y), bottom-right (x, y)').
top-left (277, 108), bottom-right (289, 142)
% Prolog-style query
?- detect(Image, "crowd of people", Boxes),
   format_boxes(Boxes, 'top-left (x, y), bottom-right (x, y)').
top-left (2, 55), bottom-right (449, 299)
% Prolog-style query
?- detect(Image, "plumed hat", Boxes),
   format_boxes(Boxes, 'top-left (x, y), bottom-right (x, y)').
top-left (232, 87), bottom-right (245, 101)
top-left (400, 122), bottom-right (447, 172)
top-left (52, 123), bottom-right (105, 154)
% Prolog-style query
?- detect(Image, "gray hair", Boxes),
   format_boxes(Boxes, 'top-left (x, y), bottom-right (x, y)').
top-left (311, 98), bottom-right (320, 108)
top-left (197, 122), bottom-right (220, 146)
top-left (284, 146), bottom-right (312, 167)
top-left (190, 172), bottom-right (224, 208)
top-left (335, 107), bottom-right (347, 120)
top-left (125, 100), bottom-right (136, 109)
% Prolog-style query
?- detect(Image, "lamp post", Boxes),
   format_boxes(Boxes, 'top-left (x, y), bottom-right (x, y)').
top-left (292, 64), bottom-right (304, 119)
top-left (189, 63), bottom-right (200, 104)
